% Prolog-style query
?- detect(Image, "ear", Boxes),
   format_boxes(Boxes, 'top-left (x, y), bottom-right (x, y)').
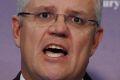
top-left (12, 16), bottom-right (21, 48)
top-left (90, 26), bottom-right (103, 56)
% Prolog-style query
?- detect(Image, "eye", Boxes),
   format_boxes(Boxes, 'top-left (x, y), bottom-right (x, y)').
top-left (72, 16), bottom-right (84, 25)
top-left (37, 12), bottom-right (52, 19)
top-left (88, 20), bottom-right (99, 26)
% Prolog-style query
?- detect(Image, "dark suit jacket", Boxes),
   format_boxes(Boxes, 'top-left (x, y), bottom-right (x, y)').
top-left (13, 72), bottom-right (92, 80)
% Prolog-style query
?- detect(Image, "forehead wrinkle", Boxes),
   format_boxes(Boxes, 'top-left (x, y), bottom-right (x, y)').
top-left (25, 0), bottom-right (96, 17)
top-left (25, 0), bottom-right (59, 12)
top-left (28, 5), bottom-right (57, 12)
top-left (64, 2), bottom-right (95, 18)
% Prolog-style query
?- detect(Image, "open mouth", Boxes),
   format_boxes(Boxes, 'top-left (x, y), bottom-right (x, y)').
top-left (43, 44), bottom-right (68, 58)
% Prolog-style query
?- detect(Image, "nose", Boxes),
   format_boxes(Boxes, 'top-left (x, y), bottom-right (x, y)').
top-left (48, 15), bottom-right (69, 38)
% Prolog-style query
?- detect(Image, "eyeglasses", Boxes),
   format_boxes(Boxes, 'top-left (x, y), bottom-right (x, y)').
top-left (18, 12), bottom-right (99, 27)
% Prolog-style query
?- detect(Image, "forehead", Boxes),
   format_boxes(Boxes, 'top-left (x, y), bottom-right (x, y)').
top-left (25, 0), bottom-right (95, 16)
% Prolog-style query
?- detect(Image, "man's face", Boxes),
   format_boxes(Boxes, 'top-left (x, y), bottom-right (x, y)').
top-left (12, 0), bottom-right (103, 80)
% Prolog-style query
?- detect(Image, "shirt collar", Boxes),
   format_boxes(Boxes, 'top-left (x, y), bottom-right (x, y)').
top-left (20, 74), bottom-right (25, 80)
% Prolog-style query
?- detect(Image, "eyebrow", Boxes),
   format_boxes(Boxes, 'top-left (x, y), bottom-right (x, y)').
top-left (31, 6), bottom-right (57, 13)
top-left (65, 9), bottom-right (89, 18)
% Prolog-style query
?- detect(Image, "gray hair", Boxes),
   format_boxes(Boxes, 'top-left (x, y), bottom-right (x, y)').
top-left (94, 0), bottom-right (103, 24)
top-left (17, 0), bottom-right (103, 25)
top-left (17, 0), bottom-right (29, 12)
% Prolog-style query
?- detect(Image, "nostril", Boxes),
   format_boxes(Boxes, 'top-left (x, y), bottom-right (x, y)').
top-left (51, 32), bottom-right (67, 38)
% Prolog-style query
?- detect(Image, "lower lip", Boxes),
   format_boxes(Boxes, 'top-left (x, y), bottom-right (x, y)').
top-left (42, 52), bottom-right (69, 63)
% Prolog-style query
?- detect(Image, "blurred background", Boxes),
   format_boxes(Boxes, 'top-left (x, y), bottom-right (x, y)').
top-left (0, 0), bottom-right (120, 80)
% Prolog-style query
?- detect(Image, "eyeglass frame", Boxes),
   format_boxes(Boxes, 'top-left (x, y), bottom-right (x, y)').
top-left (17, 12), bottom-right (99, 27)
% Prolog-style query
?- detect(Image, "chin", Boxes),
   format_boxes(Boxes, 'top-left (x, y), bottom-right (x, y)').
top-left (35, 68), bottom-right (71, 80)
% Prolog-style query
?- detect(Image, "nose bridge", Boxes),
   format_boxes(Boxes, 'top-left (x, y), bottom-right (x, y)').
top-left (48, 14), bottom-right (69, 37)
top-left (55, 14), bottom-right (66, 25)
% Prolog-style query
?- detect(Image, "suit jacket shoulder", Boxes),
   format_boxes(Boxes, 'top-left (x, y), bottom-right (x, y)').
top-left (13, 72), bottom-right (21, 80)
top-left (83, 72), bottom-right (92, 80)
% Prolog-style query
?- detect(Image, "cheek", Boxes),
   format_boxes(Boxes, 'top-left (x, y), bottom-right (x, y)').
top-left (20, 23), bottom-right (47, 67)
top-left (21, 21), bottom-right (47, 50)
top-left (73, 30), bottom-right (93, 53)
top-left (69, 29), bottom-right (94, 74)
top-left (70, 28), bottom-right (95, 64)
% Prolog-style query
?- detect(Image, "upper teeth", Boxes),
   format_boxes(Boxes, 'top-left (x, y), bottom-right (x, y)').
top-left (47, 45), bottom-right (64, 50)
